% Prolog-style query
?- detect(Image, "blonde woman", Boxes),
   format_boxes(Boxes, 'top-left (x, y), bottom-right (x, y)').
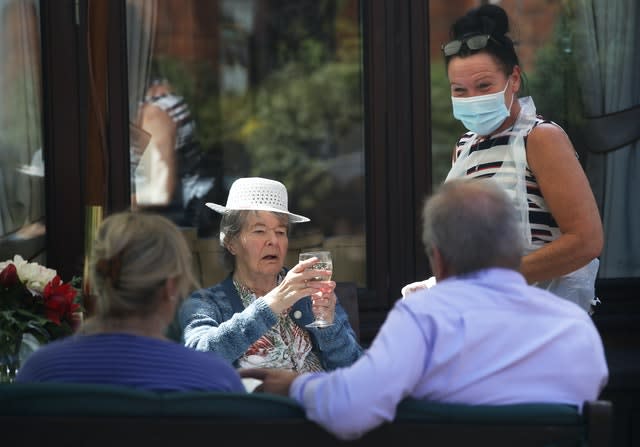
top-left (16, 211), bottom-right (244, 392)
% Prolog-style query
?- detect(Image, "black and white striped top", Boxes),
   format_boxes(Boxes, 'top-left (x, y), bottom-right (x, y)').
top-left (144, 92), bottom-right (201, 180)
top-left (448, 97), bottom-right (563, 249)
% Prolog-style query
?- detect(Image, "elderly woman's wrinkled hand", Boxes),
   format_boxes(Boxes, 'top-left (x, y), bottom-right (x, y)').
top-left (262, 257), bottom-right (326, 314)
top-left (307, 280), bottom-right (337, 324)
top-left (239, 368), bottom-right (299, 396)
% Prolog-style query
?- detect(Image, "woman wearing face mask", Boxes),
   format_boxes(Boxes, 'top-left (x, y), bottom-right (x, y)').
top-left (440, 4), bottom-right (603, 313)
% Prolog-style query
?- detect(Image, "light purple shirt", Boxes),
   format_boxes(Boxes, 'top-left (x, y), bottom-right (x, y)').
top-left (290, 268), bottom-right (609, 440)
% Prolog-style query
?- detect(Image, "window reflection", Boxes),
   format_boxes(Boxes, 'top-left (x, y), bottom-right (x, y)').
top-left (0, 0), bottom-right (45, 264)
top-left (127, 0), bottom-right (366, 287)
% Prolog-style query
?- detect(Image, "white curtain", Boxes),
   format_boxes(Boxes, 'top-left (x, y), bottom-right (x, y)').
top-left (126, 0), bottom-right (156, 191)
top-left (573, 0), bottom-right (640, 278)
top-left (0, 0), bottom-right (43, 237)
top-left (126, 0), bottom-right (157, 121)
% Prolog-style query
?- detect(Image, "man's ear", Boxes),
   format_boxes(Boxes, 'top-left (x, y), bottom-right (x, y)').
top-left (429, 247), bottom-right (450, 281)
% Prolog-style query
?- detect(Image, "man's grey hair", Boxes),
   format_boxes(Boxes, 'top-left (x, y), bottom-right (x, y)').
top-left (89, 211), bottom-right (198, 319)
top-left (422, 178), bottom-right (523, 276)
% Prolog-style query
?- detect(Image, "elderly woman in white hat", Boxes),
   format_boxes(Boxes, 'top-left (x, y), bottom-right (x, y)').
top-left (178, 177), bottom-right (363, 373)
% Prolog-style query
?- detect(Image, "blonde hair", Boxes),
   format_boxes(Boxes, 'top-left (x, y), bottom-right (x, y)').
top-left (89, 211), bottom-right (198, 318)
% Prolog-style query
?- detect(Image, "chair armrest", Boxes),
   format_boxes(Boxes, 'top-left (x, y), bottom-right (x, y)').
top-left (583, 400), bottom-right (613, 447)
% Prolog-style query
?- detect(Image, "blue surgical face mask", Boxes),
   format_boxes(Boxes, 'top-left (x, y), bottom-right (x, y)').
top-left (451, 80), bottom-right (514, 136)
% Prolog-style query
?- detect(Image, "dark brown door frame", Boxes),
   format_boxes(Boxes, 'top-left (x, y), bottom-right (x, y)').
top-left (40, 0), bottom-right (86, 281)
top-left (41, 0), bottom-right (129, 281)
top-left (103, 0), bottom-right (130, 214)
top-left (359, 0), bottom-right (431, 342)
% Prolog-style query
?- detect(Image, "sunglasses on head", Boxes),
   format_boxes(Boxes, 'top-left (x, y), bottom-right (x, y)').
top-left (441, 34), bottom-right (500, 57)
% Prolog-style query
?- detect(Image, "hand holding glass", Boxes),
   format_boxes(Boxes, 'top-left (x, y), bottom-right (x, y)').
top-left (299, 251), bottom-right (334, 328)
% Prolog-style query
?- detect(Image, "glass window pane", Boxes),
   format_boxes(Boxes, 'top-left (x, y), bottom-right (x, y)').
top-left (0, 0), bottom-right (45, 264)
top-left (127, 0), bottom-right (366, 287)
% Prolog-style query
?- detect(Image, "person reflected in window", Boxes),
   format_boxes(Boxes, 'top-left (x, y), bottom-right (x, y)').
top-left (16, 211), bottom-right (244, 392)
top-left (240, 178), bottom-right (608, 441)
top-left (178, 177), bottom-right (363, 373)
top-left (132, 77), bottom-right (211, 231)
top-left (0, 148), bottom-right (46, 261)
top-left (405, 4), bottom-right (603, 313)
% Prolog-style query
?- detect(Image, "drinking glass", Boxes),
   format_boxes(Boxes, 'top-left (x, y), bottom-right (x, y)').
top-left (299, 250), bottom-right (334, 328)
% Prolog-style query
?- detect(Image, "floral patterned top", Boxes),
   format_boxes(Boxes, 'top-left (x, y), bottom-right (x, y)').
top-left (235, 276), bottom-right (323, 372)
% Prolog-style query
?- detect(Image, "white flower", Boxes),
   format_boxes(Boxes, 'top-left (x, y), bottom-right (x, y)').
top-left (0, 255), bottom-right (57, 293)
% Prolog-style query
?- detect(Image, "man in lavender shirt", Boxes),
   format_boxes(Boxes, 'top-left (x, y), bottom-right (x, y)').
top-left (240, 178), bottom-right (609, 441)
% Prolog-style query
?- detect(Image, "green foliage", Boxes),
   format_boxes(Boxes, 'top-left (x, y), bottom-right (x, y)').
top-left (430, 61), bottom-right (465, 186)
top-left (149, 10), bottom-right (365, 231)
top-left (151, 57), bottom-right (228, 152)
top-left (244, 57), bottom-right (363, 221)
top-left (526, 13), bottom-right (585, 131)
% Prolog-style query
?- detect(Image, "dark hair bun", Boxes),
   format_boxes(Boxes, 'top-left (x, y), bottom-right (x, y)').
top-left (452, 4), bottom-right (510, 40)
top-left (446, 4), bottom-right (520, 71)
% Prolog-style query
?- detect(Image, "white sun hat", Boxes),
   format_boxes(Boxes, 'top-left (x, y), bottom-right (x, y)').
top-left (205, 177), bottom-right (310, 223)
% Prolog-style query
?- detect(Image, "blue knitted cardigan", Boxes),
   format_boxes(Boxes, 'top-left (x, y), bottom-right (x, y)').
top-left (178, 274), bottom-right (363, 370)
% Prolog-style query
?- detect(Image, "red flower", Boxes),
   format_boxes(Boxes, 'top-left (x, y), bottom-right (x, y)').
top-left (0, 264), bottom-right (19, 288)
top-left (42, 275), bottom-right (80, 325)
